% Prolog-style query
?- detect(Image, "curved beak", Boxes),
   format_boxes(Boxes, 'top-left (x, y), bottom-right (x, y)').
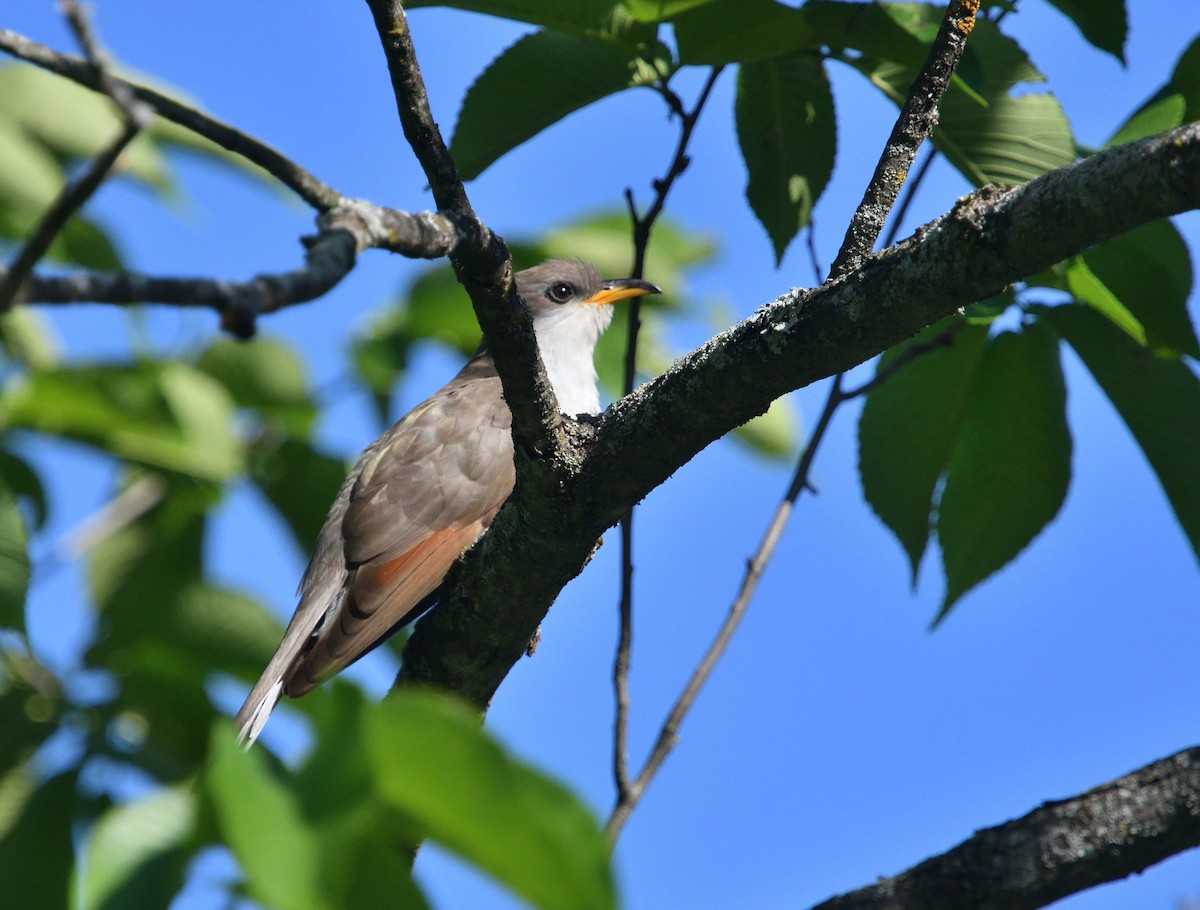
top-left (585, 277), bottom-right (662, 306)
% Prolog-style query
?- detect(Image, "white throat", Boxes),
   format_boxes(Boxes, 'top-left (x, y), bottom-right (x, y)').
top-left (533, 303), bottom-right (614, 416)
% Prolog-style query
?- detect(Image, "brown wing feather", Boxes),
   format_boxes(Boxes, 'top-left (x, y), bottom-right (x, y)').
top-left (278, 354), bottom-right (515, 696)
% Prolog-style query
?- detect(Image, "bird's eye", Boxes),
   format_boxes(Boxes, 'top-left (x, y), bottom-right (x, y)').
top-left (547, 282), bottom-right (575, 304)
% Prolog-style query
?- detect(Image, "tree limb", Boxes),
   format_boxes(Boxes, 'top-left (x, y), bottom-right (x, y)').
top-left (811, 746), bottom-right (1200, 910)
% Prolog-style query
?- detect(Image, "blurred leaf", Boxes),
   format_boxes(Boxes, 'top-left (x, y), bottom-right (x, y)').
top-left (1049, 304), bottom-right (1200, 566)
top-left (250, 436), bottom-right (347, 555)
top-left (76, 785), bottom-right (196, 910)
top-left (1064, 257), bottom-right (1146, 346)
top-left (1105, 93), bottom-right (1186, 148)
top-left (0, 451), bottom-right (46, 530)
top-left (937, 324), bottom-right (1071, 619)
top-left (449, 30), bottom-right (668, 180)
top-left (1044, 0), bottom-right (1127, 63)
top-left (1081, 220), bottom-right (1198, 357)
top-left (365, 691), bottom-right (615, 910)
top-left (0, 362), bottom-right (242, 481)
top-left (0, 308), bottom-right (60, 370)
top-left (0, 485), bottom-right (30, 634)
top-left (207, 724), bottom-right (325, 910)
top-left (736, 53), bottom-right (835, 264)
top-left (673, 0), bottom-right (814, 65)
top-left (732, 395), bottom-right (797, 459)
top-left (963, 288), bottom-right (1014, 324)
top-left (858, 321), bottom-right (989, 581)
top-left (293, 683), bottom-right (430, 909)
top-left (0, 650), bottom-right (64, 775)
top-left (1168, 35), bottom-right (1200, 122)
top-left (196, 336), bottom-right (316, 436)
top-left (0, 770), bottom-right (76, 909)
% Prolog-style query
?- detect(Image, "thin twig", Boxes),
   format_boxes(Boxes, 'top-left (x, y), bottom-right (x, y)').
top-left (829, 0), bottom-right (979, 279)
top-left (605, 0), bottom-right (979, 842)
top-left (611, 64), bottom-right (724, 815)
top-left (0, 5), bottom-right (153, 310)
top-left (0, 28), bottom-right (342, 211)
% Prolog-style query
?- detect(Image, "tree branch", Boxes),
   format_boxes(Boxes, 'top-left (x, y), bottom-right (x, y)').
top-left (830, 0), bottom-right (980, 278)
top-left (363, 0), bottom-right (561, 460)
top-left (811, 746), bottom-right (1200, 910)
top-left (398, 119), bottom-right (1200, 710)
top-left (612, 63), bottom-right (725, 817)
top-left (0, 5), bottom-right (153, 310)
top-left (0, 28), bottom-right (342, 212)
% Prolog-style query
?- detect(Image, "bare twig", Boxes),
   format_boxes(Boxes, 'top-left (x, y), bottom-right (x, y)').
top-left (612, 65), bottom-right (724, 812)
top-left (0, 5), bottom-right (154, 311)
top-left (0, 28), bottom-right (342, 211)
top-left (605, 0), bottom-right (979, 841)
top-left (810, 746), bottom-right (1200, 910)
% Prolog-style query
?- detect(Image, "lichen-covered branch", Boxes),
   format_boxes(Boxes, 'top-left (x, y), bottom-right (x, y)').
top-left (811, 746), bottom-right (1200, 910)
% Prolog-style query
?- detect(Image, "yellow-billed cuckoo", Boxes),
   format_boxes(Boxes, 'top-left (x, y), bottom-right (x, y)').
top-left (235, 260), bottom-right (659, 744)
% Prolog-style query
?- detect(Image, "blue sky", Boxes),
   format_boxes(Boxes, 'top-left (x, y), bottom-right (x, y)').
top-left (6, 1), bottom-right (1200, 908)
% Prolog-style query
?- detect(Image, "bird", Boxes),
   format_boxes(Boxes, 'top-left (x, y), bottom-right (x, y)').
top-left (234, 259), bottom-right (660, 744)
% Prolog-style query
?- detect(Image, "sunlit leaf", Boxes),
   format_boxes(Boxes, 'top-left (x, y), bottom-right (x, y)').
top-left (1105, 93), bottom-right (1186, 148)
top-left (207, 724), bottom-right (325, 910)
top-left (406, 0), bottom-right (635, 34)
top-left (1049, 304), bottom-right (1200, 566)
top-left (1081, 220), bottom-right (1198, 357)
top-left (365, 691), bottom-right (615, 910)
top-left (937, 324), bottom-right (1071, 619)
top-left (736, 53), bottom-right (836, 263)
top-left (624, 0), bottom-right (717, 21)
top-left (449, 30), bottom-right (669, 180)
top-left (0, 308), bottom-right (61, 371)
top-left (1064, 257), bottom-right (1146, 346)
top-left (196, 336), bottom-right (316, 436)
top-left (0, 362), bottom-right (242, 481)
top-left (76, 785), bottom-right (196, 910)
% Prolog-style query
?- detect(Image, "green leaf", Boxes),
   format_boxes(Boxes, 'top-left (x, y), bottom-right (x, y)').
top-left (0, 651), bottom-right (64, 775)
top-left (850, 18), bottom-right (1075, 186)
top-left (858, 321), bottom-right (989, 581)
top-left (196, 336), bottom-right (316, 436)
top-left (1105, 93), bottom-right (1186, 148)
top-left (449, 30), bottom-right (668, 180)
top-left (624, 0), bottom-right (717, 21)
top-left (0, 362), bottom-right (242, 481)
top-left (1081, 220), bottom-right (1198, 358)
top-left (937, 324), bottom-right (1072, 618)
top-left (1048, 304), bottom-right (1200, 566)
top-left (673, 0), bottom-right (814, 65)
top-left (365, 691), bottom-right (615, 910)
top-left (207, 724), bottom-right (326, 910)
top-left (0, 485), bottom-right (30, 635)
top-left (732, 395), bottom-right (797, 458)
top-left (805, 0), bottom-right (933, 69)
top-left (1168, 35), bottom-right (1200, 123)
top-left (76, 785), bottom-right (196, 910)
top-left (736, 53), bottom-right (836, 264)
top-left (405, 0), bottom-right (632, 34)
top-left (0, 308), bottom-right (61, 371)
top-left (1044, 0), bottom-right (1127, 63)
top-left (1064, 257), bottom-right (1146, 346)
top-left (250, 437), bottom-right (348, 555)
top-left (0, 770), bottom-right (76, 910)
